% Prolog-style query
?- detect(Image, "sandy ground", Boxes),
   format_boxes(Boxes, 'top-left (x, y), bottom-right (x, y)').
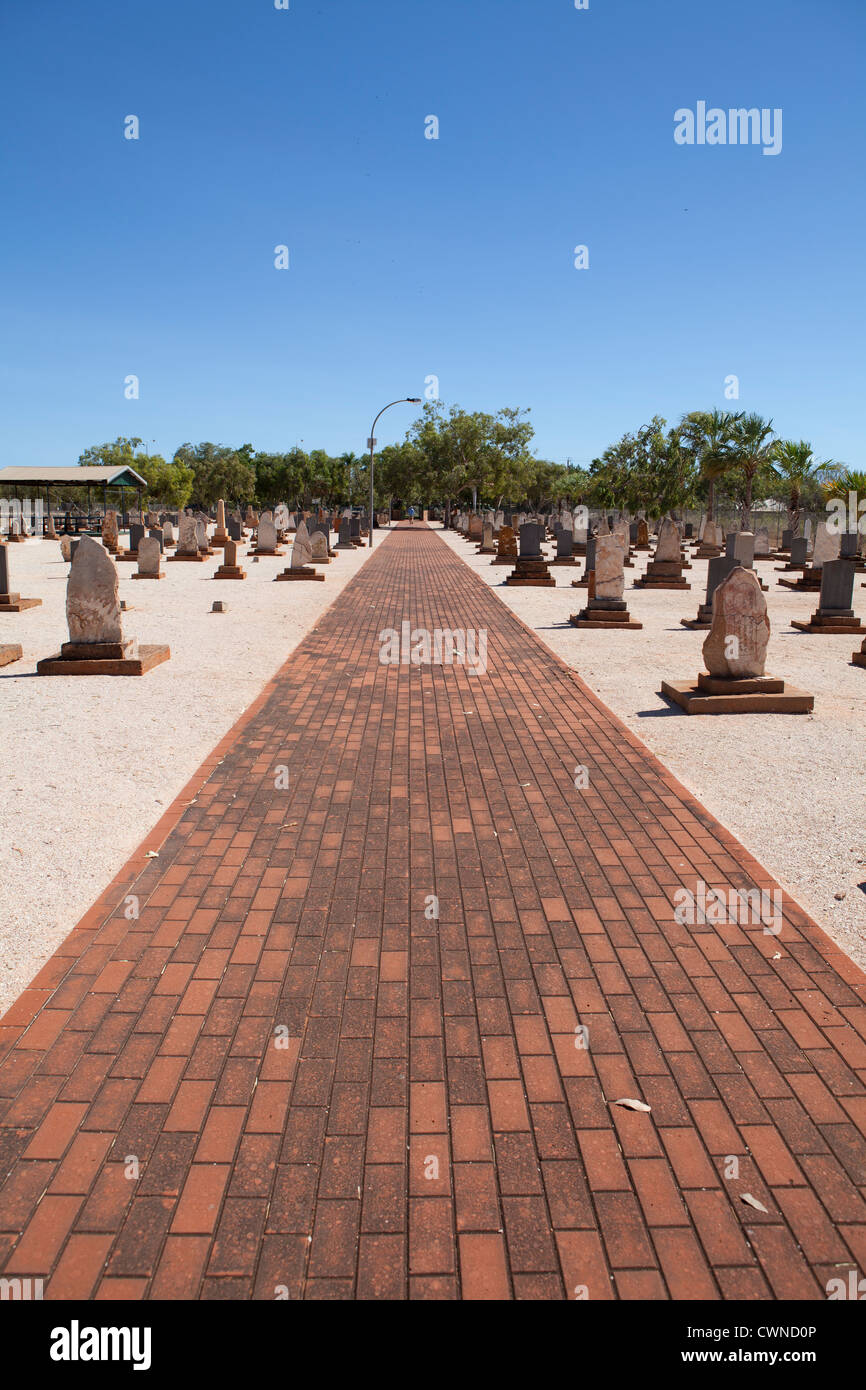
top-left (440, 526), bottom-right (866, 972)
top-left (0, 533), bottom-right (373, 1016)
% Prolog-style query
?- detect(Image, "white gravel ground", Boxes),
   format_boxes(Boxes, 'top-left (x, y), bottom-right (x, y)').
top-left (0, 534), bottom-right (373, 1016)
top-left (440, 527), bottom-right (866, 972)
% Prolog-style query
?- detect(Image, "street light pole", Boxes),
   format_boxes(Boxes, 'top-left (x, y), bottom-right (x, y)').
top-left (368, 398), bottom-right (422, 546)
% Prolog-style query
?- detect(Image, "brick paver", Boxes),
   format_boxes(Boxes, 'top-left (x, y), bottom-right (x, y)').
top-left (1, 523), bottom-right (865, 1300)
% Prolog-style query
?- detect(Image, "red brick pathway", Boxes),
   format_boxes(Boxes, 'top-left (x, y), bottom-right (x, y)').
top-left (2, 524), bottom-right (865, 1300)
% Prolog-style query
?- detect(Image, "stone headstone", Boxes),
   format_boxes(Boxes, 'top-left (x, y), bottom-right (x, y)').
top-left (840, 532), bottom-right (859, 559)
top-left (178, 515), bottom-right (198, 554)
top-left (519, 523), bottom-right (543, 558)
top-left (655, 519), bottom-right (681, 562)
top-left (612, 519), bottom-right (629, 554)
top-left (790, 537), bottom-right (808, 566)
top-left (129, 523), bottom-right (145, 554)
top-left (754, 527), bottom-right (770, 556)
top-left (556, 529), bottom-right (572, 559)
top-left (310, 530), bottom-right (329, 561)
top-left (636, 520), bottom-right (649, 547)
top-left (819, 559), bottom-right (855, 612)
top-left (257, 517), bottom-right (278, 551)
top-left (683, 523), bottom-right (694, 539)
top-left (704, 555), bottom-right (739, 607)
top-left (228, 517), bottom-right (242, 542)
top-left (594, 534), bottom-right (624, 601)
top-left (60, 535), bottom-right (73, 562)
top-left (274, 503), bottom-right (290, 533)
top-left (102, 512), bottom-right (119, 550)
top-left (781, 529), bottom-right (793, 551)
top-left (702, 568), bottom-right (769, 679)
top-left (162, 520), bottom-right (175, 545)
top-left (137, 537), bottom-right (162, 577)
top-left (148, 527), bottom-right (164, 553)
top-left (291, 521), bottom-right (313, 569)
top-left (584, 536), bottom-right (597, 573)
top-left (195, 518), bottom-right (209, 552)
top-left (216, 499), bottom-right (227, 531)
top-left (66, 535), bottom-right (125, 645)
top-left (733, 532), bottom-right (755, 567)
top-left (812, 522), bottom-right (839, 568)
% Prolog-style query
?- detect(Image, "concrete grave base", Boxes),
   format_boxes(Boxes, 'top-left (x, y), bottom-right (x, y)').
top-left (791, 611), bottom-right (866, 635)
top-left (0, 595), bottom-right (42, 612)
top-left (778, 571), bottom-right (822, 590)
top-left (131, 572), bottom-right (165, 580)
top-left (37, 643), bottom-right (171, 677)
top-left (0, 643), bottom-right (23, 667)
top-left (634, 576), bottom-right (690, 589)
top-left (570, 610), bottom-right (642, 629)
top-left (660, 674), bottom-right (814, 715)
top-left (274, 568), bottom-right (325, 582)
top-left (852, 649), bottom-right (866, 667)
top-left (214, 565), bottom-right (246, 579)
top-left (168, 552), bottom-right (207, 562)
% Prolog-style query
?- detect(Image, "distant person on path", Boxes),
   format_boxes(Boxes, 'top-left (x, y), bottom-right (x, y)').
top-left (408, 506), bottom-right (415, 525)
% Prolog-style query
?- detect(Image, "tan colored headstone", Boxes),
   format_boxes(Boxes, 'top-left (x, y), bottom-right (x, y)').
top-left (310, 530), bottom-right (329, 561)
top-left (594, 534), bottom-right (624, 600)
top-left (612, 519), bottom-right (629, 554)
top-left (67, 535), bottom-right (123, 644)
top-left (655, 518), bottom-right (681, 562)
top-left (291, 521), bottom-right (313, 569)
top-left (137, 536), bottom-right (161, 576)
top-left (60, 535), bottom-right (73, 562)
top-left (178, 515), bottom-right (198, 553)
top-left (702, 567), bottom-right (769, 678)
top-left (257, 517), bottom-right (278, 550)
top-left (812, 522), bottom-right (839, 568)
top-left (101, 511), bottom-right (119, 549)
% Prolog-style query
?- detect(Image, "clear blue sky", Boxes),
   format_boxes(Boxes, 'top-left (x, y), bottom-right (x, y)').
top-left (1, 0), bottom-right (863, 470)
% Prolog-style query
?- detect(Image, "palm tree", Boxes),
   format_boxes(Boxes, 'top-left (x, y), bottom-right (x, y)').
top-left (821, 466), bottom-right (866, 536)
top-left (728, 413), bottom-right (776, 529)
top-left (680, 409), bottom-right (742, 528)
top-left (771, 440), bottom-right (830, 537)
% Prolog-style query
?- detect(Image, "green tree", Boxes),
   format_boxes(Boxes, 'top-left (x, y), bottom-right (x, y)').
top-left (407, 401), bottom-right (535, 513)
top-left (173, 442), bottom-right (257, 509)
top-left (77, 437), bottom-right (193, 508)
top-left (771, 440), bottom-right (832, 536)
top-left (680, 409), bottom-right (743, 526)
top-left (728, 413), bottom-right (777, 529)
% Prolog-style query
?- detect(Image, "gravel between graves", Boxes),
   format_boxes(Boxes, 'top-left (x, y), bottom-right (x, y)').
top-left (440, 527), bottom-right (866, 972)
top-left (0, 535), bottom-right (373, 1016)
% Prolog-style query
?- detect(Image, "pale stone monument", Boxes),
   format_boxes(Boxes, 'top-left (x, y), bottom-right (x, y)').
top-left (132, 536), bottom-right (164, 580)
top-left (168, 513), bottom-right (207, 562)
top-left (275, 520), bottom-right (323, 581)
top-left (661, 568), bottom-right (812, 713)
top-left (254, 514), bottom-right (282, 554)
top-left (636, 518), bottom-right (689, 589)
top-left (570, 533), bottom-right (641, 629)
top-left (37, 535), bottom-right (169, 675)
top-left (310, 530), bottom-right (330, 564)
